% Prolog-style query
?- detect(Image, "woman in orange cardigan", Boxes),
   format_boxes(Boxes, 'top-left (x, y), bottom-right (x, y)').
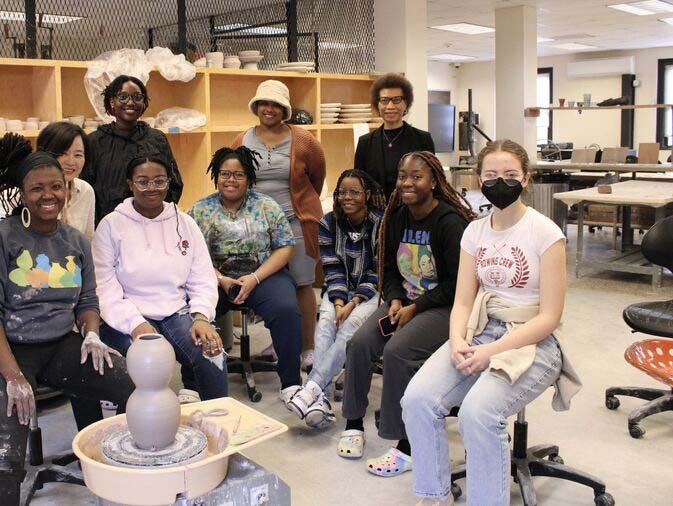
top-left (232, 80), bottom-right (326, 375)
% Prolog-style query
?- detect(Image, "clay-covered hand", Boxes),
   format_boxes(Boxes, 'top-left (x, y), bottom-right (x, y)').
top-left (80, 331), bottom-right (121, 375)
top-left (191, 320), bottom-right (223, 357)
top-left (5, 375), bottom-right (35, 425)
top-left (234, 274), bottom-right (258, 304)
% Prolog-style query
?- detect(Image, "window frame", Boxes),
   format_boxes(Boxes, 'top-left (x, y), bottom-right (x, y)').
top-left (537, 67), bottom-right (553, 143)
top-left (656, 58), bottom-right (673, 150)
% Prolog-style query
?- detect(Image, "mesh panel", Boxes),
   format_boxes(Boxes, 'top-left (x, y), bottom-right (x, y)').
top-left (0, 0), bottom-right (374, 73)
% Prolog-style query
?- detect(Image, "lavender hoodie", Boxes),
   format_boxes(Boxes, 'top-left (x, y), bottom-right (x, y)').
top-left (92, 198), bottom-right (217, 336)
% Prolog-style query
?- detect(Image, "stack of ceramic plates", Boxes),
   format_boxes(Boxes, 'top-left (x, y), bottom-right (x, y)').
top-left (338, 103), bottom-right (372, 123)
top-left (205, 51), bottom-right (224, 68)
top-left (238, 50), bottom-right (263, 70)
top-left (276, 61), bottom-right (315, 73)
top-left (320, 103), bottom-right (341, 124)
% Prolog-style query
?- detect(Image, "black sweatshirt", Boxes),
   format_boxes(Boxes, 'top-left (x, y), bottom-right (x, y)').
top-left (82, 121), bottom-right (183, 224)
top-left (382, 200), bottom-right (467, 313)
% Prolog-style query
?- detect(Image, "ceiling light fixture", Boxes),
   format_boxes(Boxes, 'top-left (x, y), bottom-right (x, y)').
top-left (537, 37), bottom-right (554, 43)
top-left (214, 23), bottom-right (287, 35)
top-left (431, 23), bottom-right (495, 35)
top-left (608, 1), bottom-right (673, 15)
top-left (608, 3), bottom-right (654, 15)
top-left (660, 16), bottom-right (673, 24)
top-left (0, 10), bottom-right (83, 24)
top-left (428, 53), bottom-right (476, 61)
top-left (552, 43), bottom-right (598, 50)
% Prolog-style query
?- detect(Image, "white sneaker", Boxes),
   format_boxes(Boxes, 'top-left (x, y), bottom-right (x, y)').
top-left (414, 494), bottom-right (454, 506)
top-left (300, 349), bottom-right (314, 372)
top-left (288, 386), bottom-right (318, 419)
top-left (304, 394), bottom-right (336, 429)
top-left (279, 385), bottom-right (302, 410)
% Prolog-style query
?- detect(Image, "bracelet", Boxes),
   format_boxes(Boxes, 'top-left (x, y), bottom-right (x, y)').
top-left (251, 272), bottom-right (261, 285)
top-left (192, 316), bottom-right (212, 325)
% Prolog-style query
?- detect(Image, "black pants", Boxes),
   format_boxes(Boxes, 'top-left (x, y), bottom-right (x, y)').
top-left (0, 332), bottom-right (134, 506)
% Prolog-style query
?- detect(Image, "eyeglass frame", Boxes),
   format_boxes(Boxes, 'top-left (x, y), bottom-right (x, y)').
top-left (132, 176), bottom-right (170, 191)
top-left (336, 188), bottom-right (366, 198)
top-left (218, 170), bottom-right (248, 181)
top-left (114, 92), bottom-right (146, 104)
top-left (377, 96), bottom-right (405, 105)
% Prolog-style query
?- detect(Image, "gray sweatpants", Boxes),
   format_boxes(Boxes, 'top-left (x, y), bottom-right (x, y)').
top-left (341, 302), bottom-right (450, 440)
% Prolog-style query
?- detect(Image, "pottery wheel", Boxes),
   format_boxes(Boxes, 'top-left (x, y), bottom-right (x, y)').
top-left (101, 425), bottom-right (208, 468)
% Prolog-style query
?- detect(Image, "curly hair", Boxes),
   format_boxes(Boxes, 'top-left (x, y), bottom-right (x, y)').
top-left (332, 169), bottom-right (386, 221)
top-left (377, 151), bottom-right (474, 299)
top-left (206, 146), bottom-right (261, 188)
top-left (370, 73), bottom-right (414, 112)
top-left (102, 75), bottom-right (149, 116)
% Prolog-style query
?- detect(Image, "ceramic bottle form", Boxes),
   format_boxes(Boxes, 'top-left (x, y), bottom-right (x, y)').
top-left (125, 333), bottom-right (181, 451)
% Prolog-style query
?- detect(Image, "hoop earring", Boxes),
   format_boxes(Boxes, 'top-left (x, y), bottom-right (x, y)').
top-left (21, 207), bottom-right (31, 228)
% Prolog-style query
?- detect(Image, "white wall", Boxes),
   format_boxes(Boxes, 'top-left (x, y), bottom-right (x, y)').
top-left (427, 46), bottom-right (673, 162)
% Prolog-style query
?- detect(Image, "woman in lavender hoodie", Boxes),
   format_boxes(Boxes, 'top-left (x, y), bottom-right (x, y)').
top-left (92, 155), bottom-right (227, 401)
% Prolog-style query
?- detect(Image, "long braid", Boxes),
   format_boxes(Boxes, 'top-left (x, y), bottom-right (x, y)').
top-left (377, 151), bottom-right (475, 301)
top-left (332, 169), bottom-right (385, 220)
top-left (0, 133), bottom-right (33, 216)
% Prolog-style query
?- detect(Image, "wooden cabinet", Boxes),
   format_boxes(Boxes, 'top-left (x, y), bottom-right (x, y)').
top-left (0, 58), bottom-right (376, 209)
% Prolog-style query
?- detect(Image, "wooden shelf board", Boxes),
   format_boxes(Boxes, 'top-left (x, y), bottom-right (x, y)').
top-left (530, 104), bottom-right (673, 111)
top-left (320, 123), bottom-right (379, 130)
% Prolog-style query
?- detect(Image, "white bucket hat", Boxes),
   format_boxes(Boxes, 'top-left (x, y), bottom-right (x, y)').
top-left (248, 80), bottom-right (292, 121)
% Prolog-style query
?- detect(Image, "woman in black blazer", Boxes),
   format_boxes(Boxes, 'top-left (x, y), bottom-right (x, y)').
top-left (354, 73), bottom-right (435, 199)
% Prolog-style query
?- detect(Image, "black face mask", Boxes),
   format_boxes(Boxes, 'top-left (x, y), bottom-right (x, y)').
top-left (481, 177), bottom-right (523, 210)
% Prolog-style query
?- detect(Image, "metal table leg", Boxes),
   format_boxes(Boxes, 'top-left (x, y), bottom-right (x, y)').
top-left (621, 205), bottom-right (633, 252)
top-left (652, 206), bottom-right (665, 288)
top-left (576, 201), bottom-right (585, 278)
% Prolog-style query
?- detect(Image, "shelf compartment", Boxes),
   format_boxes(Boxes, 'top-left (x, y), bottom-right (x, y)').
top-left (0, 64), bottom-right (57, 122)
top-left (320, 128), bottom-right (359, 191)
top-left (145, 72), bottom-right (207, 120)
top-left (61, 66), bottom-right (96, 119)
top-left (168, 131), bottom-right (209, 211)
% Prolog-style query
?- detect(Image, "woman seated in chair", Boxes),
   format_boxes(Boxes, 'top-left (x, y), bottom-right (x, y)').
top-left (188, 146), bottom-right (303, 404)
top-left (92, 155), bottom-right (227, 402)
top-left (402, 140), bottom-right (576, 505)
top-left (0, 133), bottom-right (133, 506)
top-left (338, 151), bottom-right (472, 477)
top-left (287, 169), bottom-right (385, 429)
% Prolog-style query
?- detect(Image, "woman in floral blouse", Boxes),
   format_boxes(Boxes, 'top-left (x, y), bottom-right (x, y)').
top-left (188, 146), bottom-right (303, 402)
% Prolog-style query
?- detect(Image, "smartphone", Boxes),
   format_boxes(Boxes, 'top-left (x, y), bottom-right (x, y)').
top-left (378, 315), bottom-right (398, 337)
top-left (228, 284), bottom-right (241, 300)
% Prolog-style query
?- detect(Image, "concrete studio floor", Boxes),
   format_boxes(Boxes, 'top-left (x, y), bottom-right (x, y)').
top-left (31, 224), bottom-right (672, 505)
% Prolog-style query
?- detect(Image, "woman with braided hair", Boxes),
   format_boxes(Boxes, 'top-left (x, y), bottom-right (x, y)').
top-left (188, 145), bottom-right (303, 402)
top-left (337, 151), bottom-right (473, 477)
top-left (0, 133), bottom-right (133, 505)
top-left (287, 170), bottom-right (386, 429)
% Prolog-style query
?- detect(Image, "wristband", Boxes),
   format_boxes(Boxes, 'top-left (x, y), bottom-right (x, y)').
top-left (251, 272), bottom-right (261, 285)
top-left (192, 316), bottom-right (212, 325)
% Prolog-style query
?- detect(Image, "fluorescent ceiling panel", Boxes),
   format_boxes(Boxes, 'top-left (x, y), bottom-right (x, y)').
top-left (428, 53), bottom-right (475, 61)
top-left (214, 23), bottom-right (287, 35)
top-left (608, 3), bottom-right (654, 15)
top-left (431, 23), bottom-right (494, 34)
top-left (660, 16), bottom-right (673, 24)
top-left (553, 43), bottom-right (597, 50)
top-left (608, 1), bottom-right (673, 15)
top-left (0, 10), bottom-right (82, 24)
top-left (537, 37), bottom-right (554, 43)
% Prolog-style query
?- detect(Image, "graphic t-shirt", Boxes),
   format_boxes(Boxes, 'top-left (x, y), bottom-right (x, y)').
top-left (460, 207), bottom-right (565, 306)
top-left (397, 218), bottom-right (439, 300)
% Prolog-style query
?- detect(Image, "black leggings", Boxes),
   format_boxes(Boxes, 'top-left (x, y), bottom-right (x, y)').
top-left (0, 331), bottom-right (134, 505)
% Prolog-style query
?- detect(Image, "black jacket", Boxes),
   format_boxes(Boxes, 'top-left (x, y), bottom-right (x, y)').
top-left (82, 121), bottom-right (183, 224)
top-left (382, 200), bottom-right (467, 313)
top-left (354, 121), bottom-right (435, 194)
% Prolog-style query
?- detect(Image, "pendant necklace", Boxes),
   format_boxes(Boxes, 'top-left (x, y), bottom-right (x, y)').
top-left (382, 128), bottom-right (404, 148)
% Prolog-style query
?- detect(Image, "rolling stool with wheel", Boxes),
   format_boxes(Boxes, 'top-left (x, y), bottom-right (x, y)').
top-left (450, 405), bottom-right (614, 506)
top-left (225, 303), bottom-right (277, 402)
top-left (605, 214), bottom-right (673, 438)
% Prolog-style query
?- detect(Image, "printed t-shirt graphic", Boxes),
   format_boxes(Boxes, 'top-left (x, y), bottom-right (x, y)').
top-left (397, 227), bottom-right (438, 299)
top-left (9, 250), bottom-right (82, 288)
top-left (475, 245), bottom-right (530, 289)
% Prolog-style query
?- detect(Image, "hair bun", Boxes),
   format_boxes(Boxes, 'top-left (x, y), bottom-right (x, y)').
top-left (0, 132), bottom-right (33, 186)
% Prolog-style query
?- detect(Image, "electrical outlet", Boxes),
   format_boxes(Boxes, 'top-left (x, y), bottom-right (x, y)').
top-left (250, 484), bottom-right (269, 505)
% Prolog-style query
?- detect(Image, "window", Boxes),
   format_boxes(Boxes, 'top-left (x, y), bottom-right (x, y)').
top-left (656, 58), bottom-right (673, 149)
top-left (537, 68), bottom-right (553, 144)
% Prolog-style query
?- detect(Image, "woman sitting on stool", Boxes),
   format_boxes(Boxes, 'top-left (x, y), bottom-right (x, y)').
top-left (339, 151), bottom-right (472, 477)
top-left (93, 155), bottom-right (227, 402)
top-left (0, 133), bottom-right (133, 506)
top-left (188, 146), bottom-right (303, 404)
top-left (288, 169), bottom-right (385, 429)
top-left (402, 140), bottom-right (579, 505)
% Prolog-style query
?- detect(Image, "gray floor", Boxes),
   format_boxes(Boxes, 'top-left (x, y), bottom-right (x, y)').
top-left (30, 225), bottom-right (673, 505)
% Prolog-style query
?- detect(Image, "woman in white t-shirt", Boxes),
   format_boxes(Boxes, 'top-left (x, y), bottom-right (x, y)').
top-left (402, 140), bottom-right (571, 505)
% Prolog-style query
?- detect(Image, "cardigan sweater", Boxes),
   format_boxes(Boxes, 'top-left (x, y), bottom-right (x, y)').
top-left (233, 124), bottom-right (326, 259)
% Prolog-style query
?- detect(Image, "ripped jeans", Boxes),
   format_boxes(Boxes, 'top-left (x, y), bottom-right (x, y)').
top-left (308, 293), bottom-right (379, 393)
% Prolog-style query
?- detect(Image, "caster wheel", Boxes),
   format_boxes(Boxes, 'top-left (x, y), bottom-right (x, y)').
top-left (450, 483), bottom-right (462, 500)
top-left (594, 492), bottom-right (615, 506)
top-left (333, 390), bottom-right (343, 402)
top-left (605, 396), bottom-right (620, 410)
top-left (548, 453), bottom-right (564, 464)
top-left (248, 389), bottom-right (262, 403)
top-left (628, 423), bottom-right (644, 439)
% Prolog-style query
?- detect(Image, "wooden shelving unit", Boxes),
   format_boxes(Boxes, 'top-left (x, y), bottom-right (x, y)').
top-left (0, 58), bottom-right (378, 209)
top-left (524, 103), bottom-right (673, 116)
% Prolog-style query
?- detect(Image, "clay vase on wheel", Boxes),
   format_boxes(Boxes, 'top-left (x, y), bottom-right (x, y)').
top-left (126, 333), bottom-right (180, 451)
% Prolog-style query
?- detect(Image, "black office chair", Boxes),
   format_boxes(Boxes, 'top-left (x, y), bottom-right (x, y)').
top-left (224, 302), bottom-right (277, 403)
top-left (450, 404), bottom-right (614, 506)
top-left (20, 386), bottom-right (84, 506)
top-left (605, 214), bottom-right (673, 438)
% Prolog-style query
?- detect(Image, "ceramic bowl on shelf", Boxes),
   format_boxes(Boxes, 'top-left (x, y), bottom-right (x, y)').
top-left (320, 103), bottom-right (341, 108)
top-left (341, 103), bottom-right (371, 109)
top-left (0, 118), bottom-right (6, 131)
top-left (277, 61), bottom-right (314, 67)
top-left (7, 119), bottom-right (23, 132)
top-left (238, 50), bottom-right (261, 58)
top-left (322, 118), bottom-right (338, 124)
top-left (239, 55), bottom-right (263, 63)
top-left (194, 57), bottom-right (207, 67)
top-left (223, 56), bottom-right (241, 69)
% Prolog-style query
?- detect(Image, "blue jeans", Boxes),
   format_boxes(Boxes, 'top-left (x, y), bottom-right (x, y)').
top-left (402, 318), bottom-right (562, 505)
top-left (217, 269), bottom-right (302, 388)
top-left (308, 293), bottom-right (380, 393)
top-left (100, 309), bottom-right (228, 400)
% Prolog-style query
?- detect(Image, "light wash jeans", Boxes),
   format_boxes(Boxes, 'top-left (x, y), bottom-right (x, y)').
top-left (401, 318), bottom-right (562, 505)
top-left (308, 293), bottom-right (380, 393)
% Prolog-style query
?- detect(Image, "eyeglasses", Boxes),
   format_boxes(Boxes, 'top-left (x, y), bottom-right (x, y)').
top-left (133, 176), bottom-right (170, 191)
top-left (218, 171), bottom-right (247, 181)
top-left (337, 188), bottom-right (365, 198)
top-left (378, 96), bottom-right (405, 105)
top-left (115, 92), bottom-right (146, 103)
top-left (481, 177), bottom-right (522, 187)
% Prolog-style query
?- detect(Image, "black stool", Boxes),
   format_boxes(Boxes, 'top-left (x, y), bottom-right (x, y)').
top-left (226, 304), bottom-right (277, 402)
top-left (450, 407), bottom-right (614, 506)
top-left (605, 214), bottom-right (673, 438)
